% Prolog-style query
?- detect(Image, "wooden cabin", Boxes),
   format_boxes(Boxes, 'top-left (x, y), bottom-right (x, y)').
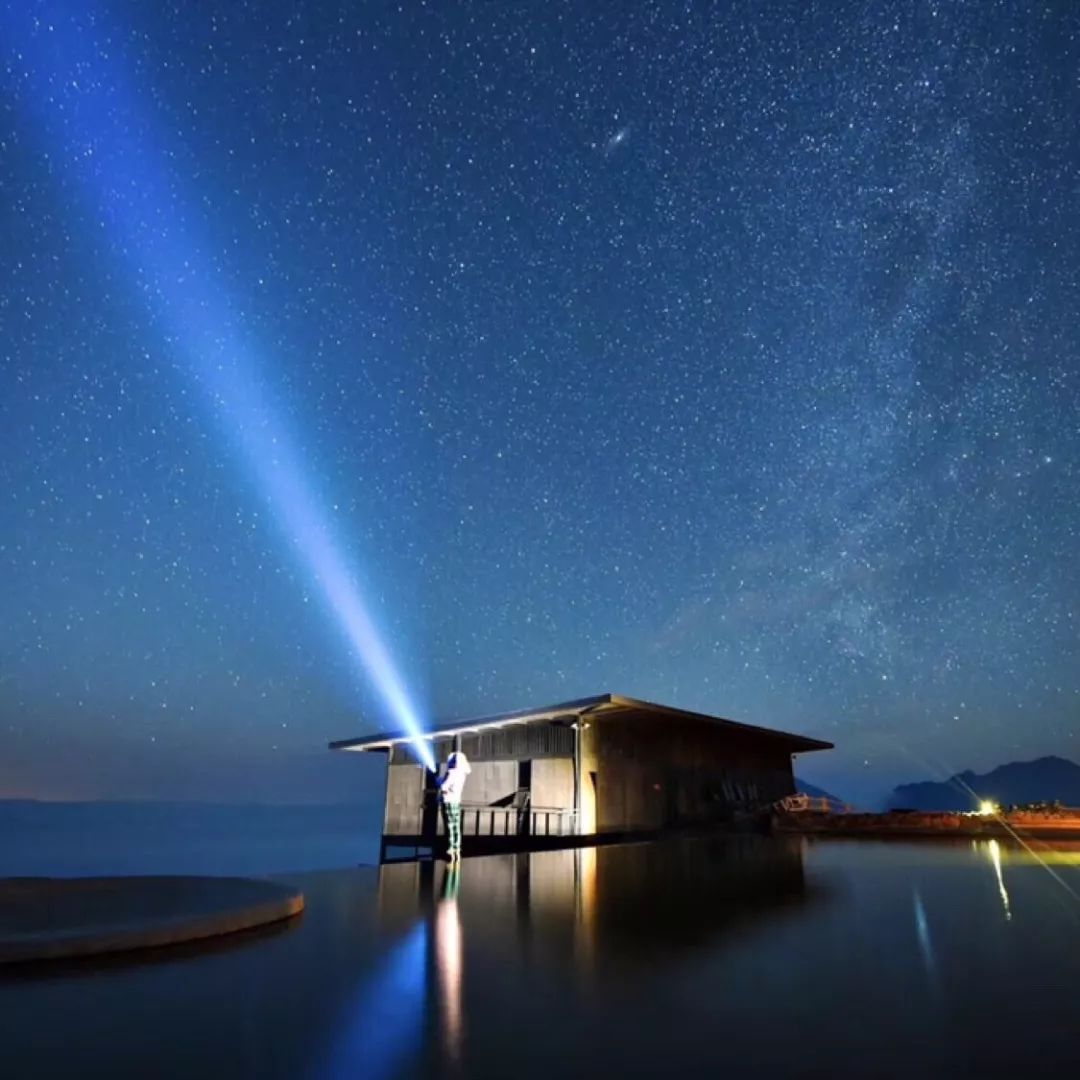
top-left (329, 693), bottom-right (832, 862)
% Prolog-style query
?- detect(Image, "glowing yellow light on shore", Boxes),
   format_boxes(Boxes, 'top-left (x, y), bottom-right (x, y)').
top-left (978, 800), bottom-right (998, 816)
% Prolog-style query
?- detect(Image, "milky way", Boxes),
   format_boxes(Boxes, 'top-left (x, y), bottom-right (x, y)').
top-left (1, 1), bottom-right (1078, 804)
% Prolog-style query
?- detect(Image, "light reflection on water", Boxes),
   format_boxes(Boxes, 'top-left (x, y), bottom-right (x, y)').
top-left (434, 865), bottom-right (463, 1069)
top-left (912, 887), bottom-right (939, 988)
top-left (316, 918), bottom-right (427, 1080)
top-left (4, 835), bottom-right (1080, 1078)
top-left (982, 839), bottom-right (1013, 919)
top-left (978, 838), bottom-right (1080, 865)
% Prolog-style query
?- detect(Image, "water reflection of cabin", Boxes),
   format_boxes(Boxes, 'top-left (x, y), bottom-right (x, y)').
top-left (329, 693), bottom-right (832, 862)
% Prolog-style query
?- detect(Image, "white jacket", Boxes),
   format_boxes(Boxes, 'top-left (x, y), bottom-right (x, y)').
top-left (438, 752), bottom-right (471, 804)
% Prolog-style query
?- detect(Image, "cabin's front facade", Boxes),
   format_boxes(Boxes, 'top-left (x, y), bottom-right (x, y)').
top-left (329, 693), bottom-right (832, 862)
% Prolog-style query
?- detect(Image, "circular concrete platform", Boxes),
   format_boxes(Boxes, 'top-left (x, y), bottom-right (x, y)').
top-left (0, 876), bottom-right (304, 964)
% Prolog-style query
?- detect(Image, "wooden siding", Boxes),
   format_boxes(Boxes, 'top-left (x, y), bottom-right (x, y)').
top-left (384, 763), bottom-right (428, 837)
top-left (591, 710), bottom-right (796, 832)
top-left (532, 757), bottom-right (575, 810)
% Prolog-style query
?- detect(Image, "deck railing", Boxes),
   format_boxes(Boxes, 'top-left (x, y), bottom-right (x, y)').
top-left (775, 794), bottom-right (849, 813)
top-left (453, 802), bottom-right (578, 838)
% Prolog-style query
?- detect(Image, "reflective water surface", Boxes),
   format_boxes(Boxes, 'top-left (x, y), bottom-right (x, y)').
top-left (3, 835), bottom-right (1080, 1078)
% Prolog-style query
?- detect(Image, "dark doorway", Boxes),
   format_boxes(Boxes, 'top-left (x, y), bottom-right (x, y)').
top-left (516, 760), bottom-right (533, 835)
top-left (420, 767), bottom-right (439, 845)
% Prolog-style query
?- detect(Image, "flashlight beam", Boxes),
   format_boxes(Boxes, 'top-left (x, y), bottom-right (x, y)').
top-left (2, 1), bottom-right (434, 769)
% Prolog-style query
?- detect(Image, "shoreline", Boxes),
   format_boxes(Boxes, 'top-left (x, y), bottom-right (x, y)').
top-left (774, 810), bottom-right (1080, 840)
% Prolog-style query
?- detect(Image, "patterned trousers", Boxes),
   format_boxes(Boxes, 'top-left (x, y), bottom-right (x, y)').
top-left (442, 800), bottom-right (462, 854)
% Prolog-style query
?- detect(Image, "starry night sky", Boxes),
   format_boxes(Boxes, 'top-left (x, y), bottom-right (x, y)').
top-left (1, 1), bottom-right (1078, 807)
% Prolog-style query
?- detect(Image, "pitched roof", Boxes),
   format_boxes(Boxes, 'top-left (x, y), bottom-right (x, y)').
top-left (328, 692), bottom-right (832, 754)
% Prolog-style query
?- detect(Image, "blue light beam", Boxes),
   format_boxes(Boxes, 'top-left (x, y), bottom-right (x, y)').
top-left (2, 1), bottom-right (435, 769)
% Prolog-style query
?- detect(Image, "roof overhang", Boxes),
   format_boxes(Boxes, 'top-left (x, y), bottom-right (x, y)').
top-left (328, 693), bottom-right (833, 755)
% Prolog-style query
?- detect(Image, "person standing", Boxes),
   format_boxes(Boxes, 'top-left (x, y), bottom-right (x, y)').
top-left (437, 750), bottom-right (471, 861)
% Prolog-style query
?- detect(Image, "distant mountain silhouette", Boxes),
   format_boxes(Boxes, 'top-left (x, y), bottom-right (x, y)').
top-left (794, 779), bottom-right (850, 810)
top-left (887, 755), bottom-right (1080, 811)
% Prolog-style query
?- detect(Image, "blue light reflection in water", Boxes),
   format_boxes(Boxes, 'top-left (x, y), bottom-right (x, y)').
top-left (0, 0), bottom-right (435, 769)
top-left (318, 919), bottom-right (429, 1080)
top-left (911, 886), bottom-right (940, 996)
